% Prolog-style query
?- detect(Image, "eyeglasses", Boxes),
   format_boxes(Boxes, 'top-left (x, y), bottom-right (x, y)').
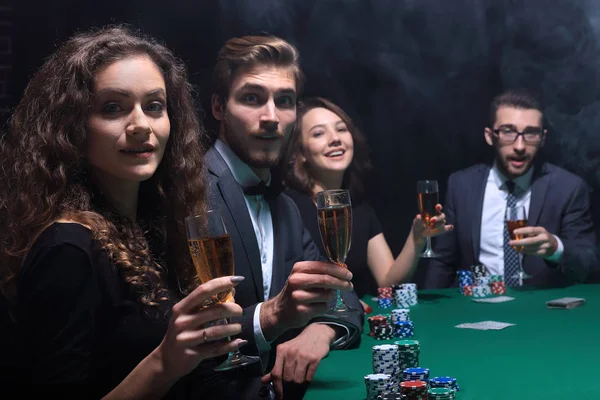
top-left (492, 127), bottom-right (544, 144)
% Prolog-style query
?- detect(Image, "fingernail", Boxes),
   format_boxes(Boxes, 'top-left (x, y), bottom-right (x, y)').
top-left (236, 339), bottom-right (248, 347)
top-left (347, 271), bottom-right (353, 280)
top-left (230, 276), bottom-right (245, 284)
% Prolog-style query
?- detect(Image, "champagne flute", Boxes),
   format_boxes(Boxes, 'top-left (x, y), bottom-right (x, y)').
top-left (316, 189), bottom-right (357, 313)
top-left (185, 210), bottom-right (260, 372)
top-left (417, 180), bottom-right (440, 258)
top-left (504, 205), bottom-right (531, 285)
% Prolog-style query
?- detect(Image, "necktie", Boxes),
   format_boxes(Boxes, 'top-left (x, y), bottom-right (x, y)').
top-left (503, 181), bottom-right (521, 286)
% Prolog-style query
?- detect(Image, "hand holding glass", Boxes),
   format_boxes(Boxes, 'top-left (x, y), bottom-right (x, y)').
top-left (185, 210), bottom-right (259, 371)
top-left (417, 180), bottom-right (440, 258)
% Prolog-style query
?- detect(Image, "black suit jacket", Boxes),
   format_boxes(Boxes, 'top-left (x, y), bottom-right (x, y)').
top-left (424, 162), bottom-right (598, 288)
top-left (203, 147), bottom-right (363, 358)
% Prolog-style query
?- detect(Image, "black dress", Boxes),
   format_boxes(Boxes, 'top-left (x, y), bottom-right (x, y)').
top-left (285, 190), bottom-right (383, 298)
top-left (14, 222), bottom-right (229, 399)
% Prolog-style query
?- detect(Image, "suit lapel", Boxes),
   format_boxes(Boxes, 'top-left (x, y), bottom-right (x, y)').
top-left (267, 196), bottom-right (286, 298)
top-left (471, 165), bottom-right (491, 261)
top-left (528, 164), bottom-right (550, 226)
top-left (207, 148), bottom-right (264, 301)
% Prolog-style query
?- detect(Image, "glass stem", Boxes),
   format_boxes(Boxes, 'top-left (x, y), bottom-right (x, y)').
top-left (426, 226), bottom-right (432, 252)
top-left (335, 289), bottom-right (344, 308)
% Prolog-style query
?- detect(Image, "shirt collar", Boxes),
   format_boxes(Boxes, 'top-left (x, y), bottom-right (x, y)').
top-left (214, 138), bottom-right (271, 188)
top-left (490, 161), bottom-right (534, 193)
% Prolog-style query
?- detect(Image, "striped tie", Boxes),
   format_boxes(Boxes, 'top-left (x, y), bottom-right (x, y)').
top-left (503, 181), bottom-right (521, 286)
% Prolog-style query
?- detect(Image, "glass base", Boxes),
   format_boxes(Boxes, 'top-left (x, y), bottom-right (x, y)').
top-left (213, 352), bottom-right (261, 372)
top-left (420, 248), bottom-right (440, 258)
top-left (328, 288), bottom-right (359, 314)
top-left (327, 303), bottom-right (360, 314)
top-left (509, 271), bottom-right (532, 287)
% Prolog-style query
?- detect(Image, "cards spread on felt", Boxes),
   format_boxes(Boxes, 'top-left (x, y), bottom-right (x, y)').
top-left (471, 296), bottom-right (515, 303)
top-left (455, 321), bottom-right (516, 330)
top-left (546, 297), bottom-right (585, 309)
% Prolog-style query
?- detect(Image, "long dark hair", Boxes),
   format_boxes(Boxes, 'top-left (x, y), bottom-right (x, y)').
top-left (0, 25), bottom-right (207, 306)
top-left (283, 97), bottom-right (372, 202)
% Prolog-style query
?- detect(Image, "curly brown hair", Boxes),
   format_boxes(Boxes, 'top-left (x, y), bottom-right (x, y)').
top-left (283, 97), bottom-right (372, 202)
top-left (0, 25), bottom-right (207, 306)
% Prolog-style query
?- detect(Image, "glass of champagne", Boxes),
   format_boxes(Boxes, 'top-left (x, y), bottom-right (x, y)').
top-left (505, 205), bottom-right (531, 285)
top-left (316, 189), bottom-right (357, 314)
top-left (417, 180), bottom-right (440, 258)
top-left (185, 210), bottom-right (260, 372)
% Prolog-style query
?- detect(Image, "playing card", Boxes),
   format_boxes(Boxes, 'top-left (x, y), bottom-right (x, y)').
top-left (455, 320), bottom-right (516, 330)
top-left (471, 296), bottom-right (515, 303)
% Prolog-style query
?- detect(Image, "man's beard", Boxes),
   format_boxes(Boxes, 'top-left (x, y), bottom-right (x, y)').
top-left (496, 151), bottom-right (532, 179)
top-left (222, 118), bottom-right (285, 169)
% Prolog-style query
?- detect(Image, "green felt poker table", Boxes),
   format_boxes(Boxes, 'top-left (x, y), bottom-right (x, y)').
top-left (304, 284), bottom-right (599, 400)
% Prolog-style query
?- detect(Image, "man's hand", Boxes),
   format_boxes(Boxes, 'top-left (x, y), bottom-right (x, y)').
top-left (261, 324), bottom-right (334, 399)
top-left (260, 261), bottom-right (353, 341)
top-left (509, 226), bottom-right (559, 258)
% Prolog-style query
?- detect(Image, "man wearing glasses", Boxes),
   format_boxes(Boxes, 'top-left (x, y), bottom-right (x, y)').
top-left (425, 88), bottom-right (597, 288)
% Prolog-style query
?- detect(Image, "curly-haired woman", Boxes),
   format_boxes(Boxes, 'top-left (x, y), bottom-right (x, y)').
top-left (0, 25), bottom-right (245, 398)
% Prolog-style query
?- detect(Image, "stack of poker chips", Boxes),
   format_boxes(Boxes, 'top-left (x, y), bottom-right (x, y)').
top-left (392, 321), bottom-right (414, 338)
top-left (474, 275), bottom-right (491, 286)
top-left (472, 267), bottom-right (492, 298)
top-left (490, 274), bottom-right (506, 294)
top-left (393, 284), bottom-right (418, 307)
top-left (402, 367), bottom-right (430, 383)
top-left (374, 325), bottom-right (394, 340)
top-left (457, 270), bottom-right (473, 295)
top-left (391, 308), bottom-right (410, 324)
top-left (399, 380), bottom-right (428, 400)
top-left (364, 374), bottom-right (395, 400)
top-left (378, 287), bottom-right (394, 308)
top-left (394, 340), bottom-right (420, 370)
top-left (429, 376), bottom-right (459, 393)
top-left (471, 263), bottom-right (490, 278)
top-left (472, 285), bottom-right (491, 298)
top-left (368, 315), bottom-right (390, 336)
top-left (428, 387), bottom-right (455, 399)
top-left (372, 345), bottom-right (401, 390)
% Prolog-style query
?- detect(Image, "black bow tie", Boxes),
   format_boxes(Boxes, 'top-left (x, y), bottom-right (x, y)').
top-left (243, 181), bottom-right (282, 198)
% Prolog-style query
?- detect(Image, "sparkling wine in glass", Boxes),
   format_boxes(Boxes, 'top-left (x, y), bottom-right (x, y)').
top-left (504, 205), bottom-right (531, 285)
top-left (185, 210), bottom-right (259, 372)
top-left (417, 180), bottom-right (440, 258)
top-left (316, 189), bottom-right (357, 314)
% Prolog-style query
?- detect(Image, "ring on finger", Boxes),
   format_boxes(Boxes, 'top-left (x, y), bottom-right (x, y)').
top-left (203, 329), bottom-right (208, 344)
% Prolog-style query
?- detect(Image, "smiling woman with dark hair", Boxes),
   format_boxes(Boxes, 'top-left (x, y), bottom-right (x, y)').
top-left (283, 97), bottom-right (453, 302)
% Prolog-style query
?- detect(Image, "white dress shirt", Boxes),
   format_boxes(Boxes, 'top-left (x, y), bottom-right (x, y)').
top-left (214, 139), bottom-right (274, 353)
top-left (479, 163), bottom-right (564, 276)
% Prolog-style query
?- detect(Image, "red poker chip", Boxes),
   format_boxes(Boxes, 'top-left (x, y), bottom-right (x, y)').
top-left (400, 380), bottom-right (427, 389)
top-left (462, 285), bottom-right (473, 296)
